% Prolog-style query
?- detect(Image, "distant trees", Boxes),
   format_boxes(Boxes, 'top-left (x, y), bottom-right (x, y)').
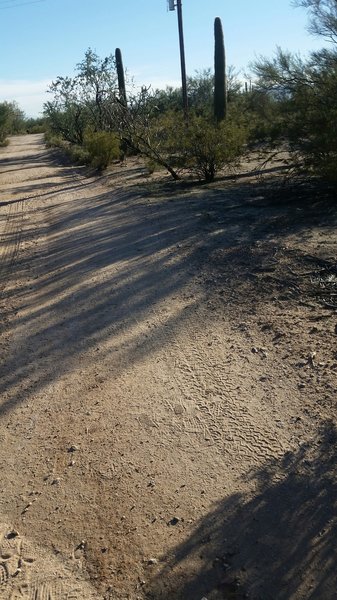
top-left (0, 104), bottom-right (11, 145)
top-left (0, 101), bottom-right (26, 145)
top-left (150, 67), bottom-right (241, 118)
top-left (0, 102), bottom-right (46, 145)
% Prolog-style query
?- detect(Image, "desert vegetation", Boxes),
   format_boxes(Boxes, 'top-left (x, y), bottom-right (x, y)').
top-left (252, 0), bottom-right (337, 183)
top-left (1, 4), bottom-right (336, 600)
top-left (0, 100), bottom-right (46, 146)
top-left (19, 0), bottom-right (337, 185)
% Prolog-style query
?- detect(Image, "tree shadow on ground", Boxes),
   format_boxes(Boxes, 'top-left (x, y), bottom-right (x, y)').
top-left (0, 169), bottom-right (213, 415)
top-left (1, 137), bottom-right (336, 418)
top-left (146, 421), bottom-right (337, 600)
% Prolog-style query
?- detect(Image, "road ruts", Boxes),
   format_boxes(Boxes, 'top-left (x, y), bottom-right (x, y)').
top-left (153, 305), bottom-right (286, 467)
top-left (0, 200), bottom-right (24, 295)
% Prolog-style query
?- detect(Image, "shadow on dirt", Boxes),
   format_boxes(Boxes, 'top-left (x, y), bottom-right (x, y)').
top-left (0, 136), bottom-right (336, 600)
top-left (146, 421), bottom-right (337, 600)
top-left (0, 136), bottom-right (336, 418)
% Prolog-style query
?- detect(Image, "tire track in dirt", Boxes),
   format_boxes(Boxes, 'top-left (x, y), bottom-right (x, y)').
top-left (0, 200), bottom-right (24, 295)
top-left (154, 304), bottom-right (286, 466)
top-left (0, 138), bottom-right (106, 599)
top-left (97, 187), bottom-right (288, 467)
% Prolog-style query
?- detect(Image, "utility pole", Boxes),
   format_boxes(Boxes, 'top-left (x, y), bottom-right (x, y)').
top-left (169, 0), bottom-right (188, 121)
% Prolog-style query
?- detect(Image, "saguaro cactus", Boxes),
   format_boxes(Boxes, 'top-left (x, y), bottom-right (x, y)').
top-left (115, 47), bottom-right (127, 106)
top-left (214, 17), bottom-right (227, 123)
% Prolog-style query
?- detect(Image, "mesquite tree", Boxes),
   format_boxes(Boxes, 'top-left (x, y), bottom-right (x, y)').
top-left (44, 49), bottom-right (118, 142)
top-left (214, 16), bottom-right (227, 123)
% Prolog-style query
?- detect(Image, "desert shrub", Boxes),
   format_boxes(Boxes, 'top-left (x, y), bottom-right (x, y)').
top-left (46, 128), bottom-right (120, 169)
top-left (239, 90), bottom-right (285, 144)
top-left (120, 100), bottom-right (248, 182)
top-left (179, 113), bottom-right (248, 182)
top-left (252, 47), bottom-right (337, 183)
top-left (25, 117), bottom-right (47, 134)
top-left (66, 144), bottom-right (91, 165)
top-left (0, 103), bottom-right (11, 145)
top-left (83, 130), bottom-right (120, 169)
top-left (116, 94), bottom-right (182, 180)
top-left (29, 125), bottom-right (46, 134)
top-left (145, 159), bottom-right (160, 174)
top-left (0, 101), bottom-right (26, 140)
top-left (44, 131), bottom-right (90, 164)
top-left (27, 123), bottom-right (47, 134)
top-left (44, 131), bottom-right (65, 148)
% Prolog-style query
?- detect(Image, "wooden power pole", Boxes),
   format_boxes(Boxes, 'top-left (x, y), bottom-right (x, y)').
top-left (169, 0), bottom-right (188, 120)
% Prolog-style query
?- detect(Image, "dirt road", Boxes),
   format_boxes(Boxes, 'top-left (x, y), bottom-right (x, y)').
top-left (0, 135), bottom-right (336, 599)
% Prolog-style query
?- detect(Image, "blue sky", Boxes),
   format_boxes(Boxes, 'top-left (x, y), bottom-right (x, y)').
top-left (0, 0), bottom-right (324, 117)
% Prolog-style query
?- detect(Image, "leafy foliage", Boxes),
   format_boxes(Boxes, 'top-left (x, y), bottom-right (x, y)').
top-left (25, 117), bottom-right (47, 134)
top-left (151, 67), bottom-right (241, 119)
top-left (0, 101), bottom-right (26, 144)
top-left (8, 3), bottom-right (337, 187)
top-left (294, 0), bottom-right (337, 42)
top-left (252, 42), bottom-right (337, 181)
top-left (180, 112), bottom-right (248, 182)
top-left (43, 46), bottom-right (251, 180)
top-left (84, 130), bottom-right (120, 169)
top-left (116, 88), bottom-right (181, 180)
top-left (44, 49), bottom-right (119, 144)
top-left (0, 103), bottom-right (11, 144)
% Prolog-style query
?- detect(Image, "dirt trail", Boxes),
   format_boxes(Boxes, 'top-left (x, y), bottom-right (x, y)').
top-left (0, 135), bottom-right (336, 600)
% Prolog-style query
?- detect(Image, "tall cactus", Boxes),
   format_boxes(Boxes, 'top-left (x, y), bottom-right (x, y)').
top-left (214, 17), bottom-right (227, 123)
top-left (115, 47), bottom-right (127, 107)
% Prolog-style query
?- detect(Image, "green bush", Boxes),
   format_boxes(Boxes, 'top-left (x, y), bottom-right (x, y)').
top-left (122, 107), bottom-right (248, 183)
top-left (0, 103), bottom-right (11, 144)
top-left (0, 101), bottom-right (26, 140)
top-left (28, 124), bottom-right (46, 134)
top-left (180, 113), bottom-right (248, 182)
top-left (252, 42), bottom-right (337, 184)
top-left (44, 131), bottom-right (64, 147)
top-left (25, 117), bottom-right (47, 134)
top-left (66, 144), bottom-right (91, 165)
top-left (83, 130), bottom-right (120, 170)
top-left (44, 132), bottom-right (90, 164)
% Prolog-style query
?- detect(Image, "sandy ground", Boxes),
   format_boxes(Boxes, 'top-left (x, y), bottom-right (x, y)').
top-left (0, 134), bottom-right (336, 600)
